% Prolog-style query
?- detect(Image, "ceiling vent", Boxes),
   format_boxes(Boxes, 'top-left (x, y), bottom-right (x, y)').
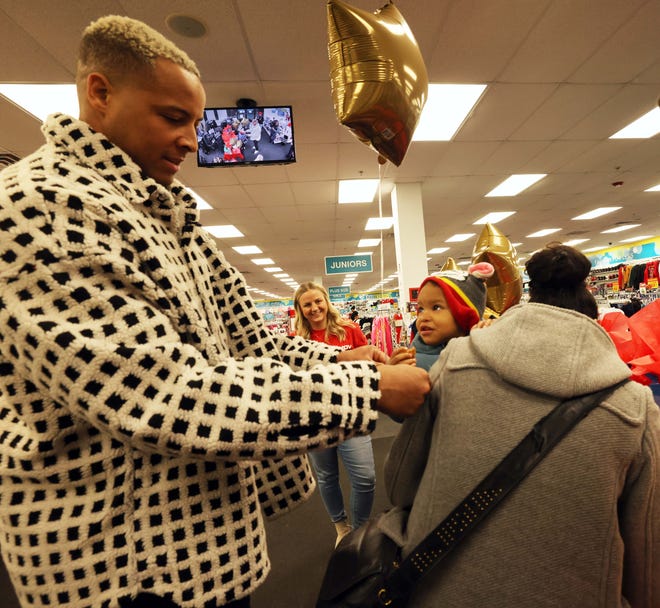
top-left (0, 153), bottom-right (20, 168)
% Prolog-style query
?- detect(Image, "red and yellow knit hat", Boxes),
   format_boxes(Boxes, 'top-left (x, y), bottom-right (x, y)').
top-left (419, 262), bottom-right (495, 333)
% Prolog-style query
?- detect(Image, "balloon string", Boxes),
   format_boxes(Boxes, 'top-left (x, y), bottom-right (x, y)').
top-left (378, 161), bottom-right (384, 300)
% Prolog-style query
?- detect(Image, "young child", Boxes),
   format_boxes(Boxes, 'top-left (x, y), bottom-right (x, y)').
top-left (391, 262), bottom-right (495, 370)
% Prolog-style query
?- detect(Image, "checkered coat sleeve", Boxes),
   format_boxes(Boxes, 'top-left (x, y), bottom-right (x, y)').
top-left (0, 114), bottom-right (381, 607)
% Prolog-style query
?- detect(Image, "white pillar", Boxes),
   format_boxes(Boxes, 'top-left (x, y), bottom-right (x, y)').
top-left (391, 183), bottom-right (428, 309)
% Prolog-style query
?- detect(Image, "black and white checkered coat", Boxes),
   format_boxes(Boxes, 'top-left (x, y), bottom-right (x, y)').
top-left (0, 114), bottom-right (381, 607)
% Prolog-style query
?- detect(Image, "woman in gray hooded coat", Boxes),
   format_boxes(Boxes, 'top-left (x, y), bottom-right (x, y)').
top-left (383, 242), bottom-right (660, 607)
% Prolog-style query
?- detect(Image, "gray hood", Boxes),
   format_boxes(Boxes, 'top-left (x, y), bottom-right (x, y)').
top-left (463, 303), bottom-right (631, 399)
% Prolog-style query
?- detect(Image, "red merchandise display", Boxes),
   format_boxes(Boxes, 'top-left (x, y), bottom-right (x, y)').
top-left (600, 299), bottom-right (660, 384)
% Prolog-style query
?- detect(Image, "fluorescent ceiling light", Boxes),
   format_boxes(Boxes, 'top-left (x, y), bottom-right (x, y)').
top-left (582, 245), bottom-right (609, 253)
top-left (275, 273), bottom-right (289, 279)
top-left (445, 233), bottom-right (475, 243)
top-left (527, 228), bottom-right (561, 238)
top-left (572, 207), bottom-right (621, 220)
top-left (427, 247), bottom-right (450, 254)
top-left (365, 217), bottom-right (394, 230)
top-left (610, 107), bottom-right (660, 139)
top-left (485, 174), bottom-right (547, 197)
top-left (338, 179), bottom-right (379, 204)
top-left (619, 235), bottom-right (653, 243)
top-left (0, 83), bottom-right (78, 121)
top-left (358, 238), bottom-right (380, 247)
top-left (233, 245), bottom-right (262, 255)
top-left (511, 242), bottom-right (523, 247)
top-left (205, 225), bottom-right (243, 238)
top-left (252, 258), bottom-right (275, 265)
top-left (186, 187), bottom-right (213, 210)
top-left (264, 267), bottom-right (283, 273)
top-left (563, 238), bottom-right (590, 247)
top-left (644, 184), bottom-right (660, 192)
top-left (473, 211), bottom-right (516, 224)
top-left (412, 83), bottom-right (487, 141)
top-left (456, 260), bottom-right (471, 266)
top-left (601, 224), bottom-right (640, 234)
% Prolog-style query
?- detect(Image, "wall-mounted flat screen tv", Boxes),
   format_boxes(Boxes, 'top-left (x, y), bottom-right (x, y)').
top-left (197, 105), bottom-right (296, 167)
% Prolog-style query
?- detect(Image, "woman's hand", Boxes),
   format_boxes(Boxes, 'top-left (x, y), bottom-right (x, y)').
top-left (387, 346), bottom-right (416, 366)
top-left (336, 345), bottom-right (388, 364)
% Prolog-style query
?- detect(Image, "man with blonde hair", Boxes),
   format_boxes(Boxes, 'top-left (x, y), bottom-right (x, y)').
top-left (0, 14), bottom-right (430, 608)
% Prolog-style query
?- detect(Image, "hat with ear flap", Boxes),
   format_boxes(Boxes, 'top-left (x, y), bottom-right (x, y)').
top-left (419, 262), bottom-right (495, 333)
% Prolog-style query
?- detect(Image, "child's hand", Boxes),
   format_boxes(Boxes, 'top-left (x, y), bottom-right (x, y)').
top-left (388, 346), bottom-right (416, 366)
top-left (472, 318), bottom-right (495, 330)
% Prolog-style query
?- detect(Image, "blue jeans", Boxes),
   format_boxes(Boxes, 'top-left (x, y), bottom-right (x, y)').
top-left (309, 435), bottom-right (376, 529)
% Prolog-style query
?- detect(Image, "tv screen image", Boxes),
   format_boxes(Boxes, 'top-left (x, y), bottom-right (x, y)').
top-left (197, 105), bottom-right (296, 167)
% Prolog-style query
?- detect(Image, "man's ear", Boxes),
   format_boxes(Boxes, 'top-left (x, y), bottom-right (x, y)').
top-left (86, 72), bottom-right (111, 114)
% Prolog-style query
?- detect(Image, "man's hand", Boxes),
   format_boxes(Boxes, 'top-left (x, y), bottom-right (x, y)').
top-left (376, 365), bottom-right (430, 418)
top-left (337, 345), bottom-right (388, 364)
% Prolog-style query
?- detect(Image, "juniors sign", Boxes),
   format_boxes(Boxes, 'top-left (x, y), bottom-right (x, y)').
top-left (324, 254), bottom-right (373, 275)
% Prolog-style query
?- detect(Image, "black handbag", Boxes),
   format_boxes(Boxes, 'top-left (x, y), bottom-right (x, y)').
top-left (316, 381), bottom-right (627, 608)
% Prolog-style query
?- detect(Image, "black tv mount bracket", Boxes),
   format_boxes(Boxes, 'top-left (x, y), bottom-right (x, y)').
top-left (236, 98), bottom-right (257, 108)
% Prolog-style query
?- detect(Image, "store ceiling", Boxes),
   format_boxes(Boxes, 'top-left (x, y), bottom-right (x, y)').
top-left (1, 0), bottom-right (659, 298)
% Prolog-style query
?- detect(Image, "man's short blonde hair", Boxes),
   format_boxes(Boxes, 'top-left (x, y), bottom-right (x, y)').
top-left (76, 15), bottom-right (200, 87)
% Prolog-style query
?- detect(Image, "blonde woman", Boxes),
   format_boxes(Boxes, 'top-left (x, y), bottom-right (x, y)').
top-left (294, 282), bottom-right (376, 546)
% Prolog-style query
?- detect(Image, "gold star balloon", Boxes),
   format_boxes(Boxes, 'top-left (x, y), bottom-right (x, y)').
top-left (327, 0), bottom-right (428, 166)
top-left (472, 223), bottom-right (523, 316)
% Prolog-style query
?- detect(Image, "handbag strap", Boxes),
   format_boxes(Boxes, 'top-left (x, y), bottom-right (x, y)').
top-left (378, 380), bottom-right (628, 606)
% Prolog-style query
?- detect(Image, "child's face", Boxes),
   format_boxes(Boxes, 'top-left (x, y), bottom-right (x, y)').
top-left (415, 282), bottom-right (465, 346)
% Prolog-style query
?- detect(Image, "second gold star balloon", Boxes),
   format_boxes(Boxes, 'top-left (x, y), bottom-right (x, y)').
top-left (472, 223), bottom-right (523, 316)
top-left (327, 0), bottom-right (428, 166)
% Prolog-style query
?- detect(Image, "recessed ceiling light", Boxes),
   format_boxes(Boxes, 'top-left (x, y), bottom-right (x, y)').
top-left (338, 179), bottom-right (379, 203)
top-left (610, 107), bottom-right (660, 139)
top-left (205, 225), bottom-right (243, 238)
top-left (365, 217), bottom-right (394, 230)
top-left (358, 238), bottom-right (380, 247)
top-left (427, 247), bottom-right (450, 254)
top-left (572, 207), bottom-right (621, 220)
top-left (233, 245), bottom-right (262, 255)
top-left (485, 174), bottom-right (546, 197)
top-left (644, 183), bottom-right (660, 192)
top-left (252, 258), bottom-right (275, 265)
top-left (264, 267), bottom-right (283, 273)
top-left (445, 233), bottom-right (475, 243)
top-left (186, 188), bottom-right (213, 210)
top-left (473, 211), bottom-right (516, 224)
top-left (619, 235), bottom-right (653, 243)
top-left (0, 83), bottom-right (77, 121)
top-left (582, 245), bottom-right (609, 252)
top-left (527, 228), bottom-right (561, 238)
top-left (563, 238), bottom-right (590, 247)
top-left (166, 14), bottom-right (207, 38)
top-left (601, 224), bottom-right (640, 234)
top-left (412, 84), bottom-right (487, 141)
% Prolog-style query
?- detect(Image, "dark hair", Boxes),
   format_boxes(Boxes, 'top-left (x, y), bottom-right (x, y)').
top-left (525, 242), bottom-right (598, 319)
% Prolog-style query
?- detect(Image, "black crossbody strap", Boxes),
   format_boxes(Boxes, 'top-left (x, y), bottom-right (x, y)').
top-left (379, 380), bottom-right (628, 605)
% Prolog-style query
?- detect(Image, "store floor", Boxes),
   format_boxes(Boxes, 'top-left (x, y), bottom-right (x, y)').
top-left (0, 416), bottom-right (401, 608)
